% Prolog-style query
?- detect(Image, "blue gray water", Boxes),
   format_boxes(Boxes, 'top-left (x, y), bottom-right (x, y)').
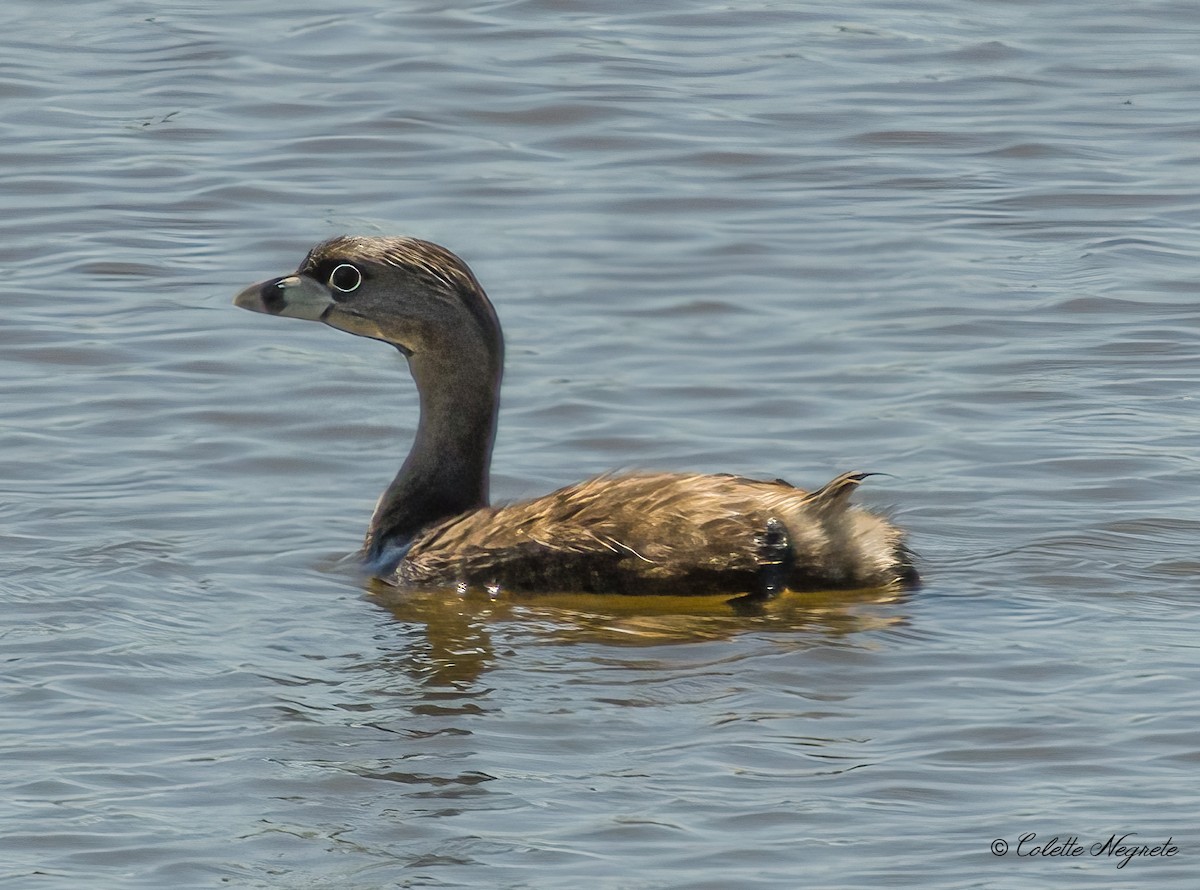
top-left (3, 1), bottom-right (1199, 887)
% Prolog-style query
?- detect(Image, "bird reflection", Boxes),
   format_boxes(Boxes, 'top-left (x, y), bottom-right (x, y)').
top-left (367, 581), bottom-right (911, 687)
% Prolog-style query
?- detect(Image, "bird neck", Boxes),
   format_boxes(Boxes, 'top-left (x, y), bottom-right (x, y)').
top-left (364, 345), bottom-right (501, 572)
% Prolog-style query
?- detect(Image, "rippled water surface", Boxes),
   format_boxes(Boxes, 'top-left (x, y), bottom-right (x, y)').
top-left (4, 1), bottom-right (1200, 887)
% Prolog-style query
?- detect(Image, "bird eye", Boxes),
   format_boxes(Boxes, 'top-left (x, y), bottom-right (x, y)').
top-left (329, 263), bottom-right (362, 294)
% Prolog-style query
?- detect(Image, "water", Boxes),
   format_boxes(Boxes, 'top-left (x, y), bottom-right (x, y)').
top-left (3, 1), bottom-right (1199, 887)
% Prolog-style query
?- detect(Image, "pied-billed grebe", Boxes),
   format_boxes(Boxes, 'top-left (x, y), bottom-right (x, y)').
top-left (234, 237), bottom-right (917, 597)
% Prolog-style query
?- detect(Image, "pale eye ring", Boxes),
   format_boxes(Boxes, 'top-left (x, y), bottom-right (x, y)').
top-left (329, 263), bottom-right (362, 294)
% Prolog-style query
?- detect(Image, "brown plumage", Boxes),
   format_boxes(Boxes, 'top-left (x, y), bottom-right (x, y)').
top-left (399, 471), bottom-right (911, 594)
top-left (234, 236), bottom-right (917, 597)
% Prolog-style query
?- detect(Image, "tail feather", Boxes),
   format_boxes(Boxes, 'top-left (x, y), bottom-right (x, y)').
top-left (806, 471), bottom-right (875, 509)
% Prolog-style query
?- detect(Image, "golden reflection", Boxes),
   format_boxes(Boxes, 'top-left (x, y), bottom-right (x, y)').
top-left (367, 579), bottom-right (910, 684)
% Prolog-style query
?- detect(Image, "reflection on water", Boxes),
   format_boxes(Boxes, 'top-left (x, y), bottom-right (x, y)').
top-left (373, 582), bottom-right (910, 682)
